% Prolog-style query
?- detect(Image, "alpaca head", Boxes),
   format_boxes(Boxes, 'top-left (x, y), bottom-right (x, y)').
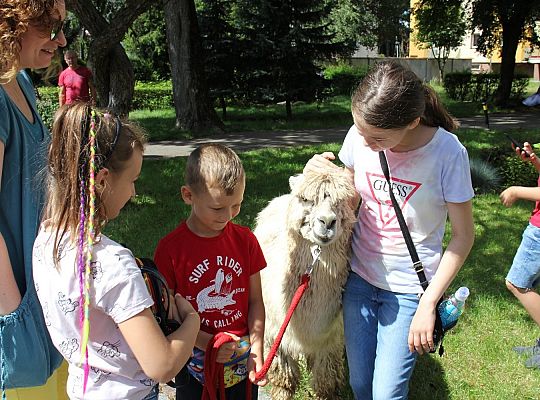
top-left (287, 170), bottom-right (356, 247)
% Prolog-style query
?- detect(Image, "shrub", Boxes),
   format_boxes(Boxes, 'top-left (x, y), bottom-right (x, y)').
top-left (499, 155), bottom-right (538, 188)
top-left (469, 158), bottom-right (502, 194)
top-left (444, 72), bottom-right (530, 102)
top-left (36, 81), bottom-right (175, 122)
top-left (132, 81), bottom-right (174, 110)
top-left (36, 86), bottom-right (58, 129)
top-left (443, 71), bottom-right (471, 101)
top-left (323, 63), bottom-right (368, 96)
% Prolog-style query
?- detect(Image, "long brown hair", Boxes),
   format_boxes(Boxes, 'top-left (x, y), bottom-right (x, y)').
top-left (351, 61), bottom-right (458, 132)
top-left (0, 0), bottom-right (62, 82)
top-left (45, 102), bottom-right (146, 264)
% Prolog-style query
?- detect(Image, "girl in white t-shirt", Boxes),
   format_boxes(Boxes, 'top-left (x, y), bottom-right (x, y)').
top-left (305, 61), bottom-right (474, 399)
top-left (33, 103), bottom-right (200, 400)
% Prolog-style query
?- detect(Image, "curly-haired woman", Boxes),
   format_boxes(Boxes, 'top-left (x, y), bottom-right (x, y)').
top-left (0, 1), bottom-right (67, 398)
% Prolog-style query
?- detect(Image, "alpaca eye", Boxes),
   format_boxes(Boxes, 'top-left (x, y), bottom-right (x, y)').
top-left (300, 197), bottom-right (313, 205)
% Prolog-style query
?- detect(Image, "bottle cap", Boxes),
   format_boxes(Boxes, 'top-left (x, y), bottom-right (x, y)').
top-left (455, 286), bottom-right (470, 302)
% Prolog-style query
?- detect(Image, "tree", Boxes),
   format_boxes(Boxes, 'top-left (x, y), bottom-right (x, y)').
top-left (65, 0), bottom-right (153, 115)
top-left (197, 0), bottom-right (239, 119)
top-left (162, 0), bottom-right (224, 134)
top-left (470, 0), bottom-right (540, 106)
top-left (326, 0), bottom-right (378, 53)
top-left (124, 5), bottom-right (170, 81)
top-left (236, 0), bottom-right (349, 119)
top-left (413, 0), bottom-right (466, 81)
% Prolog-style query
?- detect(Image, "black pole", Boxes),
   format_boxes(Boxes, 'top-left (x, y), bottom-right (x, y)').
top-left (482, 100), bottom-right (489, 129)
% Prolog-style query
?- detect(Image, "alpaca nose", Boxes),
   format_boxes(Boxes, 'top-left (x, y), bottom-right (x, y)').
top-left (318, 215), bottom-right (336, 230)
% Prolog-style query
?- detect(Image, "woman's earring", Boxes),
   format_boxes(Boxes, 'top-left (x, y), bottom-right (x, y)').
top-left (95, 183), bottom-right (104, 191)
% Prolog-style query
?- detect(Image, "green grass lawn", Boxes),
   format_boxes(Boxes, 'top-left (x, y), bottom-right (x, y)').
top-left (104, 127), bottom-right (540, 399)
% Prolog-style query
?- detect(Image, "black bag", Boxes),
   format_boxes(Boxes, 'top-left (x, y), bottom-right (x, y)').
top-left (135, 257), bottom-right (180, 336)
top-left (379, 151), bottom-right (448, 356)
top-left (134, 257), bottom-right (189, 387)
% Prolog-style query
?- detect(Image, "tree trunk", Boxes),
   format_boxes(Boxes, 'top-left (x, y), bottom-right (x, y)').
top-left (89, 42), bottom-right (134, 116)
top-left (163, 0), bottom-right (224, 135)
top-left (495, 21), bottom-right (521, 107)
top-left (65, 0), bottom-right (153, 115)
top-left (493, 0), bottom-right (536, 108)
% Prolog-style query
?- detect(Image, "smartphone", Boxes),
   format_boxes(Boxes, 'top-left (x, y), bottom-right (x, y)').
top-left (504, 133), bottom-right (530, 157)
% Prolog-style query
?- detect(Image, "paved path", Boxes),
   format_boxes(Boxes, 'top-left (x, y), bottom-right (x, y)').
top-left (145, 111), bottom-right (540, 158)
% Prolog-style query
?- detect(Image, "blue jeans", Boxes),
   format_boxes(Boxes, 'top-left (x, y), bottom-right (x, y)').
top-left (343, 272), bottom-right (419, 400)
top-left (142, 384), bottom-right (159, 400)
top-left (506, 223), bottom-right (540, 289)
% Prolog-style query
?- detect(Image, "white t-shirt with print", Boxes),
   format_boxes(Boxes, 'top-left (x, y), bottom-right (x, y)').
top-left (339, 125), bottom-right (474, 293)
top-left (33, 225), bottom-right (155, 400)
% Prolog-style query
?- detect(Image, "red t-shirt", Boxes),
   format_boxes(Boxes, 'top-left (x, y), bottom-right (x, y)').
top-left (58, 66), bottom-right (93, 104)
top-left (154, 221), bottom-right (266, 336)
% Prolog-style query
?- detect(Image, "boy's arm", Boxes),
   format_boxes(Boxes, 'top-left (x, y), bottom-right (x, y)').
top-left (247, 271), bottom-right (268, 385)
top-left (500, 186), bottom-right (540, 207)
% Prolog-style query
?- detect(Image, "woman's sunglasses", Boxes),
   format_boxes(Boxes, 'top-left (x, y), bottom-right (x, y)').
top-left (50, 19), bottom-right (64, 41)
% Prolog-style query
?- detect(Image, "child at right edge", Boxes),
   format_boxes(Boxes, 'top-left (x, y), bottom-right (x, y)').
top-left (154, 143), bottom-right (268, 400)
top-left (500, 141), bottom-right (540, 369)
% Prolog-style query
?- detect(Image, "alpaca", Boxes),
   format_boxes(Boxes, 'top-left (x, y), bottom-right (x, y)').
top-left (254, 169), bottom-right (356, 400)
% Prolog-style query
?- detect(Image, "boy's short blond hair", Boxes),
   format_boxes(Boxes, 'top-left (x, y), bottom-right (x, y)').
top-left (185, 143), bottom-right (244, 195)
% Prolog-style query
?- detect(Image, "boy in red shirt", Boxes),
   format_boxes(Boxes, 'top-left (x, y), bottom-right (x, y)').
top-left (154, 143), bottom-right (268, 399)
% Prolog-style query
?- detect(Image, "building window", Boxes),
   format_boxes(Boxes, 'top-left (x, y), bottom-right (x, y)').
top-left (471, 33), bottom-right (480, 49)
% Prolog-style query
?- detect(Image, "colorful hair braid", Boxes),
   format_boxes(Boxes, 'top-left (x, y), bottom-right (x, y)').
top-left (77, 108), bottom-right (98, 393)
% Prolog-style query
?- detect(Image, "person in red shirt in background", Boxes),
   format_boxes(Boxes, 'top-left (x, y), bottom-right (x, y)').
top-left (58, 49), bottom-right (96, 105)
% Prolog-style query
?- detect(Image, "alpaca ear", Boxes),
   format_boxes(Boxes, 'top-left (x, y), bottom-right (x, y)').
top-left (289, 174), bottom-right (303, 190)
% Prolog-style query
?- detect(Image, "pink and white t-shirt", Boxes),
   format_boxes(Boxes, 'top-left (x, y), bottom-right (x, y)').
top-left (339, 125), bottom-right (474, 293)
top-left (33, 225), bottom-right (155, 400)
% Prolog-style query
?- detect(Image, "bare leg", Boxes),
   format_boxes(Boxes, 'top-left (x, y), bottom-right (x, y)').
top-left (506, 280), bottom-right (540, 327)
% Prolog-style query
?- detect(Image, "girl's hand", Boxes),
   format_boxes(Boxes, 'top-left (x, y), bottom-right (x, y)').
top-left (500, 187), bottom-right (518, 207)
top-left (216, 333), bottom-right (240, 363)
top-left (408, 300), bottom-right (436, 355)
top-left (303, 152), bottom-right (339, 174)
top-left (174, 294), bottom-right (197, 322)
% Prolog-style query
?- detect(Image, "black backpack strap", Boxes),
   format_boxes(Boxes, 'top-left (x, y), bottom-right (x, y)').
top-left (379, 151), bottom-right (429, 291)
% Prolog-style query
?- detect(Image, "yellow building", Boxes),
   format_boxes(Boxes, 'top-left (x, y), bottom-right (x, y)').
top-left (409, 0), bottom-right (540, 79)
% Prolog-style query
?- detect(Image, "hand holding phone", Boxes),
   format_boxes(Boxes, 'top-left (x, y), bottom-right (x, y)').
top-left (504, 133), bottom-right (530, 158)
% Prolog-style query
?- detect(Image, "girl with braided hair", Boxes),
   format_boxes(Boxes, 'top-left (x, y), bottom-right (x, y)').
top-left (32, 103), bottom-right (200, 400)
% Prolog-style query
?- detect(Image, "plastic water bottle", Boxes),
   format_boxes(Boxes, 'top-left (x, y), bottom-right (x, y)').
top-left (438, 287), bottom-right (470, 330)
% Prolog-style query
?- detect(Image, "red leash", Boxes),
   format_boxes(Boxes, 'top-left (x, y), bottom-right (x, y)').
top-left (253, 273), bottom-right (311, 381)
top-left (202, 332), bottom-right (236, 400)
top-left (203, 246), bottom-right (321, 398)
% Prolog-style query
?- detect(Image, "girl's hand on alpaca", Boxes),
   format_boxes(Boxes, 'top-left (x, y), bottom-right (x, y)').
top-left (303, 152), bottom-right (339, 174)
top-left (500, 187), bottom-right (518, 207)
